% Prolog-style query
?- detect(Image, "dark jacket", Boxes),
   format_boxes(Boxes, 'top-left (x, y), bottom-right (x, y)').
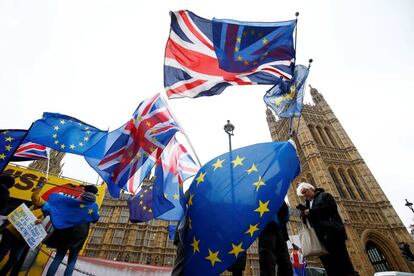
top-left (45, 222), bottom-right (90, 250)
top-left (305, 188), bottom-right (347, 249)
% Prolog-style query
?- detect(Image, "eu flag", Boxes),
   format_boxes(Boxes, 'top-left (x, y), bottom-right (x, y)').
top-left (263, 64), bottom-right (309, 118)
top-left (182, 140), bottom-right (300, 275)
top-left (128, 183), bottom-right (158, 222)
top-left (47, 193), bottom-right (99, 230)
top-left (0, 130), bottom-right (26, 173)
top-left (25, 113), bottom-right (107, 156)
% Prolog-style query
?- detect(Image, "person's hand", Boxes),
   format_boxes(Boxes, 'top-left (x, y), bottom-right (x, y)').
top-left (304, 209), bottom-right (310, 215)
top-left (34, 219), bottom-right (42, 225)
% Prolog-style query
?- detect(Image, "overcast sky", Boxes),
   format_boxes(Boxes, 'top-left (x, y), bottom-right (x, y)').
top-left (1, 0), bottom-right (413, 230)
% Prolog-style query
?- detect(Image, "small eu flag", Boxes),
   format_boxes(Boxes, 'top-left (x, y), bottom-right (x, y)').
top-left (25, 113), bottom-right (107, 156)
top-left (0, 130), bottom-right (27, 173)
top-left (263, 64), bottom-right (309, 118)
top-left (182, 140), bottom-right (300, 275)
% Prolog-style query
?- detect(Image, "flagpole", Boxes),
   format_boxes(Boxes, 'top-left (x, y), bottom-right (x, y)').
top-left (294, 12), bottom-right (299, 58)
top-left (159, 94), bottom-right (202, 167)
top-left (45, 149), bottom-right (50, 181)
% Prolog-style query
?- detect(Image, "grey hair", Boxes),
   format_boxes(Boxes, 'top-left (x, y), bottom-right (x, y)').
top-left (296, 182), bottom-right (315, 196)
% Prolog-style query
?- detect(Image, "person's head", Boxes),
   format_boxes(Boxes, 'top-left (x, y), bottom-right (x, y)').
top-left (84, 185), bottom-right (98, 194)
top-left (0, 175), bottom-right (15, 189)
top-left (292, 243), bottom-right (300, 251)
top-left (79, 185), bottom-right (98, 202)
top-left (296, 182), bottom-right (315, 201)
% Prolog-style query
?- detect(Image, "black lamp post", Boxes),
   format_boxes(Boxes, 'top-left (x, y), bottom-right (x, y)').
top-left (405, 199), bottom-right (414, 213)
top-left (223, 120), bottom-right (235, 152)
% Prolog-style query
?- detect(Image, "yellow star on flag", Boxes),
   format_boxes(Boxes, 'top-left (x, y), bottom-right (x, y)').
top-left (205, 249), bottom-right (222, 267)
top-left (245, 223), bottom-right (260, 237)
top-left (164, 193), bottom-right (168, 199)
top-left (5, 137), bottom-right (13, 142)
top-left (211, 159), bottom-right (224, 171)
top-left (52, 134), bottom-right (57, 138)
top-left (229, 242), bottom-right (245, 258)
top-left (231, 155), bottom-right (245, 168)
top-left (237, 37), bottom-right (241, 43)
top-left (60, 144), bottom-right (65, 149)
top-left (246, 164), bottom-right (258, 175)
top-left (253, 176), bottom-right (266, 192)
top-left (79, 204), bottom-right (86, 208)
top-left (196, 172), bottom-right (206, 186)
top-left (54, 126), bottom-right (59, 131)
top-left (88, 209), bottom-right (94, 214)
top-left (173, 193), bottom-right (179, 200)
top-left (70, 144), bottom-right (75, 149)
top-left (254, 200), bottom-right (270, 217)
top-left (191, 236), bottom-right (200, 254)
top-left (0, 153), bottom-right (6, 160)
top-left (5, 145), bottom-right (12, 151)
top-left (139, 200), bottom-right (144, 205)
top-left (54, 140), bottom-right (59, 145)
top-left (78, 142), bottom-right (84, 147)
top-left (188, 193), bottom-right (194, 206)
top-left (60, 120), bottom-right (65, 124)
top-left (263, 37), bottom-right (268, 44)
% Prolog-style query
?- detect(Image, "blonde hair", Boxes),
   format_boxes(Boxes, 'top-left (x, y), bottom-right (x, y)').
top-left (296, 182), bottom-right (315, 197)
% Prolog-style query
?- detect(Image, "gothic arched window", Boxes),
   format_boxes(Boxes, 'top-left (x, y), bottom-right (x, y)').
top-left (329, 168), bottom-right (346, 198)
top-left (338, 168), bottom-right (356, 199)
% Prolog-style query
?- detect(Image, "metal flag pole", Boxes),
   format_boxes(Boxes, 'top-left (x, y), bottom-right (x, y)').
top-left (294, 12), bottom-right (299, 58)
top-left (159, 94), bottom-right (202, 167)
top-left (293, 59), bottom-right (313, 137)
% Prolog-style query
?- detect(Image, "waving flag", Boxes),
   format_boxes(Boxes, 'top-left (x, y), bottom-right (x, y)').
top-left (128, 137), bottom-right (199, 222)
top-left (264, 64), bottom-right (309, 118)
top-left (0, 130), bottom-right (26, 173)
top-left (155, 137), bottom-right (199, 221)
top-left (47, 193), bottom-right (99, 230)
top-left (164, 10), bottom-right (296, 99)
top-left (11, 142), bottom-right (49, 162)
top-left (25, 113), bottom-right (107, 156)
top-left (181, 140), bottom-right (300, 275)
top-left (85, 94), bottom-right (181, 197)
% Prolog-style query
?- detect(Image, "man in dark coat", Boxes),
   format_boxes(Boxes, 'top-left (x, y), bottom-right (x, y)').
top-left (296, 182), bottom-right (356, 276)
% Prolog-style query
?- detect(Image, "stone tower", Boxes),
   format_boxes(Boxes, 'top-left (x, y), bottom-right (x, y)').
top-left (266, 86), bottom-right (414, 275)
top-left (28, 149), bottom-right (65, 176)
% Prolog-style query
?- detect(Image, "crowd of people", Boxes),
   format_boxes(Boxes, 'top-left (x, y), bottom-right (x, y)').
top-left (0, 174), bottom-right (100, 276)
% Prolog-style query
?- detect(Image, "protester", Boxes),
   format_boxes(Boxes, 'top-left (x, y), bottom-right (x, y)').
top-left (45, 185), bottom-right (99, 276)
top-left (258, 201), bottom-right (292, 276)
top-left (0, 175), bottom-right (15, 216)
top-left (290, 243), bottom-right (306, 276)
top-left (0, 183), bottom-right (47, 275)
top-left (296, 182), bottom-right (356, 276)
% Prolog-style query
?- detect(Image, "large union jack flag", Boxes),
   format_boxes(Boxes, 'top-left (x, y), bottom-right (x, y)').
top-left (85, 94), bottom-right (181, 197)
top-left (11, 142), bottom-right (49, 161)
top-left (164, 10), bottom-right (296, 99)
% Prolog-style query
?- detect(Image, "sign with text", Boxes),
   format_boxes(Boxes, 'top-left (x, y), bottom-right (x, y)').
top-left (7, 203), bottom-right (47, 249)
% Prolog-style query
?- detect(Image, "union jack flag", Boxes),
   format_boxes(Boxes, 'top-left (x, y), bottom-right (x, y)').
top-left (11, 142), bottom-right (49, 161)
top-left (164, 10), bottom-right (296, 99)
top-left (85, 94), bottom-right (181, 197)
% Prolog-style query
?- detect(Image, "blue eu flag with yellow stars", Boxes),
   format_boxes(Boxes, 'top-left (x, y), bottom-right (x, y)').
top-left (182, 140), bottom-right (300, 275)
top-left (47, 193), bottom-right (99, 230)
top-left (26, 113), bottom-right (107, 156)
top-left (264, 64), bottom-right (309, 118)
top-left (0, 130), bottom-right (27, 173)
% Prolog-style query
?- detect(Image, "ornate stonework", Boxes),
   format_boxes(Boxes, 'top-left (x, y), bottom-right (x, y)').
top-left (266, 86), bottom-right (414, 274)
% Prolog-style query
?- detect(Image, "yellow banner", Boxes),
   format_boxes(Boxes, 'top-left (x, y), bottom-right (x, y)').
top-left (4, 164), bottom-right (106, 207)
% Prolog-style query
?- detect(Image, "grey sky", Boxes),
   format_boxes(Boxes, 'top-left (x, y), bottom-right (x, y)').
top-left (1, 0), bottom-right (413, 230)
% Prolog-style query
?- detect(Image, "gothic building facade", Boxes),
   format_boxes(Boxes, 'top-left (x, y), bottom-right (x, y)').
top-left (266, 86), bottom-right (414, 275)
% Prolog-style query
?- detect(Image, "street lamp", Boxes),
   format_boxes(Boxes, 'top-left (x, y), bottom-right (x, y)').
top-left (405, 199), bottom-right (414, 213)
top-left (223, 120), bottom-right (235, 152)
